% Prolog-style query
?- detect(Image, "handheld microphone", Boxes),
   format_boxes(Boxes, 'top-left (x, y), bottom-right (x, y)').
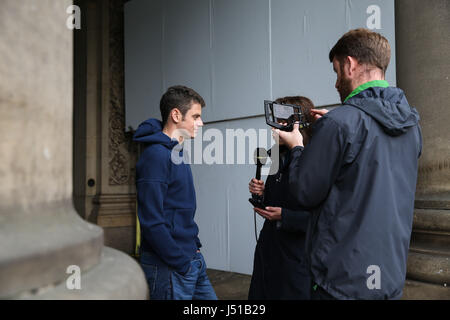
top-left (249, 147), bottom-right (268, 209)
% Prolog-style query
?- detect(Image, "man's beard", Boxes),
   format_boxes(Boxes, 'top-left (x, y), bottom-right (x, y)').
top-left (337, 76), bottom-right (353, 104)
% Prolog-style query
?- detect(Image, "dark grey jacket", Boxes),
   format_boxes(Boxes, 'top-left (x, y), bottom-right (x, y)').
top-left (288, 86), bottom-right (422, 299)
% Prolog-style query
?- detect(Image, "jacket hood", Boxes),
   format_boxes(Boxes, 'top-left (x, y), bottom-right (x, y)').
top-left (133, 118), bottom-right (178, 149)
top-left (346, 87), bottom-right (420, 136)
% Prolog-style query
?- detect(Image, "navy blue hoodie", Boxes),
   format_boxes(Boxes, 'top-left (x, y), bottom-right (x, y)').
top-left (134, 119), bottom-right (201, 275)
top-left (288, 86), bottom-right (422, 299)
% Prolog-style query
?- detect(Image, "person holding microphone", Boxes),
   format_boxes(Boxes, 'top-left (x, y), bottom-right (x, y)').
top-left (247, 95), bottom-right (323, 300)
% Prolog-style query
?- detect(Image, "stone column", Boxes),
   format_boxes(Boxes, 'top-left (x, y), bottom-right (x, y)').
top-left (0, 0), bottom-right (147, 299)
top-left (396, 0), bottom-right (450, 299)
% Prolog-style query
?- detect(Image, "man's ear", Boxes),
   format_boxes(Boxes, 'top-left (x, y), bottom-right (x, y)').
top-left (170, 108), bottom-right (182, 124)
top-left (345, 56), bottom-right (360, 78)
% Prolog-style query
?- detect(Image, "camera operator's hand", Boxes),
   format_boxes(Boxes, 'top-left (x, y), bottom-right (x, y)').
top-left (276, 122), bottom-right (304, 149)
top-left (310, 108), bottom-right (329, 122)
top-left (254, 206), bottom-right (282, 221)
top-left (249, 178), bottom-right (264, 196)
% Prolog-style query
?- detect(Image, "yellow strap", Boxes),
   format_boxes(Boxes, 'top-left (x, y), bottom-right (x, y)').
top-left (135, 199), bottom-right (141, 258)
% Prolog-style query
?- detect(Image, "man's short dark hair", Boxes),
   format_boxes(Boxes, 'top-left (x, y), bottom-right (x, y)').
top-left (160, 85), bottom-right (205, 126)
top-left (329, 28), bottom-right (391, 75)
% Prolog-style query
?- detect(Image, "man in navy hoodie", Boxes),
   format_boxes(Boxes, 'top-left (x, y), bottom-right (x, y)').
top-left (278, 29), bottom-right (422, 299)
top-left (134, 85), bottom-right (217, 300)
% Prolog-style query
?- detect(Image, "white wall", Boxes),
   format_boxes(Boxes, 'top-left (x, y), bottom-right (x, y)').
top-left (125, 0), bottom-right (396, 274)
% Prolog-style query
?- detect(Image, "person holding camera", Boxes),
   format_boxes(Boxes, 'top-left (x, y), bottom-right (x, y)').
top-left (247, 96), bottom-right (316, 300)
top-left (277, 29), bottom-right (422, 299)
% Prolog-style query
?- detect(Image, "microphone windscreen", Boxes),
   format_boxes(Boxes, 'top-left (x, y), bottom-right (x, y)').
top-left (254, 147), bottom-right (268, 165)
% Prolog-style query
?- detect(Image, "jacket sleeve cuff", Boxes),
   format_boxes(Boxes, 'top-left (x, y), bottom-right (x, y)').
top-left (195, 237), bottom-right (202, 249)
top-left (290, 145), bottom-right (304, 159)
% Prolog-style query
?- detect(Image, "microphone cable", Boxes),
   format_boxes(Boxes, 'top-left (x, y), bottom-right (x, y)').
top-left (254, 209), bottom-right (258, 242)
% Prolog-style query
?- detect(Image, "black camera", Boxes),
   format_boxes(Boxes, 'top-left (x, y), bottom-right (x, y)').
top-left (264, 100), bottom-right (311, 131)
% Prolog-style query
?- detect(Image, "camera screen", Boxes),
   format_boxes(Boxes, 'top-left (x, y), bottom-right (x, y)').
top-left (265, 101), bottom-right (301, 123)
top-left (264, 100), bottom-right (310, 131)
top-left (272, 103), bottom-right (299, 122)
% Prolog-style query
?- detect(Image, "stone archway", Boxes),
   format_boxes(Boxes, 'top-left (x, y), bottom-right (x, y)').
top-left (73, 0), bottom-right (138, 255)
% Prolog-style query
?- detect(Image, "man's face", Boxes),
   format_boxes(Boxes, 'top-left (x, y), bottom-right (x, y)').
top-left (178, 102), bottom-right (203, 139)
top-left (333, 57), bottom-right (353, 103)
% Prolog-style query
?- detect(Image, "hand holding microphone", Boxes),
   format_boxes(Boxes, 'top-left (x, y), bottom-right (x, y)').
top-left (249, 178), bottom-right (264, 196)
top-left (248, 148), bottom-right (268, 209)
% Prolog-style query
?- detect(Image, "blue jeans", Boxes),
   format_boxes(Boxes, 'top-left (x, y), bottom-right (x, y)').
top-left (140, 250), bottom-right (217, 300)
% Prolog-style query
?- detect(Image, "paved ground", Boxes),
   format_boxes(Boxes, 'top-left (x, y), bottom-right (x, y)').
top-left (206, 269), bottom-right (252, 300)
